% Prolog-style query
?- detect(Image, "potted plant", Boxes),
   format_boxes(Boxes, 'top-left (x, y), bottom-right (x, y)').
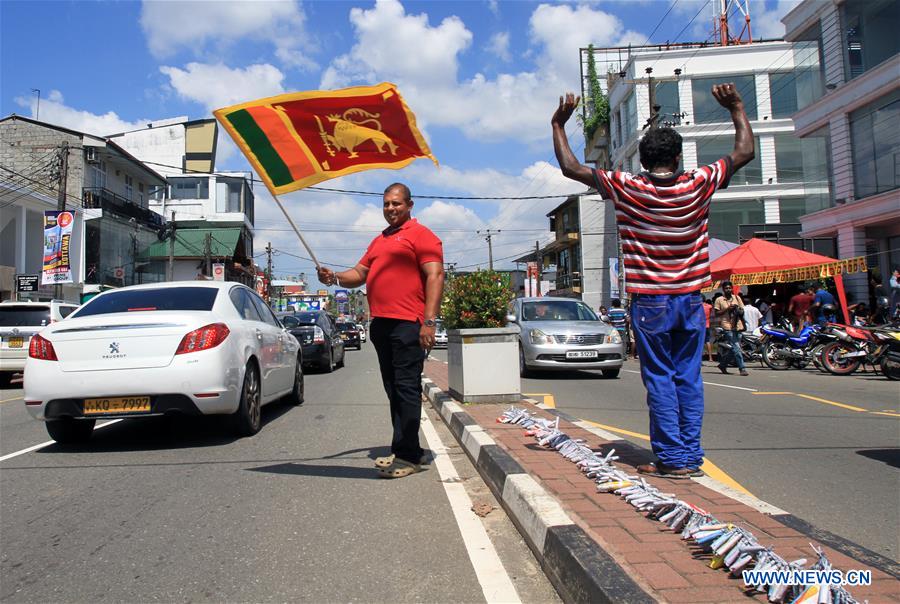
top-left (442, 270), bottom-right (520, 403)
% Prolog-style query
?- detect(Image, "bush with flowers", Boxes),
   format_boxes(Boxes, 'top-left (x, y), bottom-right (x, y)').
top-left (441, 270), bottom-right (515, 330)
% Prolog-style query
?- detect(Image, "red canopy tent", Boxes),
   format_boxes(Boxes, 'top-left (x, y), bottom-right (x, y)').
top-left (709, 238), bottom-right (866, 323)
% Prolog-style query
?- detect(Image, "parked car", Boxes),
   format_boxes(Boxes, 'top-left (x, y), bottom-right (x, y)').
top-left (23, 281), bottom-right (303, 444)
top-left (336, 322), bottom-right (361, 350)
top-left (509, 297), bottom-right (624, 378)
top-left (434, 319), bottom-right (448, 349)
top-left (281, 311), bottom-right (345, 372)
top-left (1, 300), bottom-right (79, 384)
top-left (356, 323), bottom-right (367, 343)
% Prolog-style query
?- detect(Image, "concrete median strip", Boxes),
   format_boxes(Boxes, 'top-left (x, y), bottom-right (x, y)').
top-left (422, 377), bottom-right (654, 603)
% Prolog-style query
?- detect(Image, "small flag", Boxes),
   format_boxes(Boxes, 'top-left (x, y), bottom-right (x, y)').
top-left (214, 82), bottom-right (437, 196)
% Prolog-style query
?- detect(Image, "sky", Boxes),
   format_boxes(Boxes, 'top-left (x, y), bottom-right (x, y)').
top-left (0, 0), bottom-right (799, 288)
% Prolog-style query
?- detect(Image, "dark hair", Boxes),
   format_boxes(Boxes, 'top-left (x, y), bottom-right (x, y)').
top-left (722, 280), bottom-right (733, 288)
top-left (639, 127), bottom-right (682, 170)
top-left (611, 298), bottom-right (622, 307)
top-left (384, 182), bottom-right (411, 201)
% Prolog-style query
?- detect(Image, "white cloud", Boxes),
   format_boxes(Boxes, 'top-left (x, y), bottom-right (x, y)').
top-left (140, 0), bottom-right (317, 70)
top-left (752, 0), bottom-right (802, 39)
top-left (487, 31), bottom-right (512, 62)
top-left (320, 0), bottom-right (642, 146)
top-left (159, 62), bottom-right (286, 112)
top-left (13, 90), bottom-right (154, 137)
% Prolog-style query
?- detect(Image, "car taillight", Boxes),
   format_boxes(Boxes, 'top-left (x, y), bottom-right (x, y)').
top-left (28, 334), bottom-right (58, 361)
top-left (175, 323), bottom-right (230, 355)
top-left (313, 326), bottom-right (325, 344)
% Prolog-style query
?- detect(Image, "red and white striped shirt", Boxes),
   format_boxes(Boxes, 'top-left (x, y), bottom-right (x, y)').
top-left (592, 157), bottom-right (732, 295)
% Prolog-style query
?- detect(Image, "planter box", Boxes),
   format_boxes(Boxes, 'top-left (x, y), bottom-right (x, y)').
top-left (447, 327), bottom-right (520, 403)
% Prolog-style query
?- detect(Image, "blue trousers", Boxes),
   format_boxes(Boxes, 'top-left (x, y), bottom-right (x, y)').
top-left (632, 293), bottom-right (705, 468)
top-left (720, 329), bottom-right (746, 370)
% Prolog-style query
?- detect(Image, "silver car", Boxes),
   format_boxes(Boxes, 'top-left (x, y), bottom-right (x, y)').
top-left (509, 297), bottom-right (624, 378)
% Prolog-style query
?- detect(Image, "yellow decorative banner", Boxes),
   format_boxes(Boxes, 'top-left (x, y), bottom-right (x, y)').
top-left (702, 256), bottom-right (867, 292)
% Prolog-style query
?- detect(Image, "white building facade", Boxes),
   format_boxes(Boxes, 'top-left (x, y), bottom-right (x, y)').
top-left (782, 0), bottom-right (899, 302)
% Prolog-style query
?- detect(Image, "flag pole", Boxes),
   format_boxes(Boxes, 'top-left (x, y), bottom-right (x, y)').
top-left (272, 194), bottom-right (321, 269)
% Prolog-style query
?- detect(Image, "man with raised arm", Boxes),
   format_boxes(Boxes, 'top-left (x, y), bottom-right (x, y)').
top-left (551, 83), bottom-right (754, 478)
top-left (317, 183), bottom-right (444, 479)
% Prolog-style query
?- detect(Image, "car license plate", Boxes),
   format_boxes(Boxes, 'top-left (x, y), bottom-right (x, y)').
top-left (83, 396), bottom-right (151, 415)
top-left (340, 334), bottom-right (348, 340)
top-left (566, 350), bottom-right (598, 359)
top-left (8, 336), bottom-right (24, 348)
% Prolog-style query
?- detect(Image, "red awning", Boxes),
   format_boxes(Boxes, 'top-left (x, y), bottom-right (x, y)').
top-left (710, 238), bottom-right (837, 281)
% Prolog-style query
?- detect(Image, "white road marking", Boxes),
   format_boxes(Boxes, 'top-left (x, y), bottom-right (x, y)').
top-left (420, 413), bottom-right (522, 604)
top-left (622, 369), bottom-right (757, 392)
top-left (0, 420), bottom-right (122, 463)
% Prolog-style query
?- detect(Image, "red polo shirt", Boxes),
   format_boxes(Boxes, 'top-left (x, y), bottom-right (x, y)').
top-left (360, 218), bottom-right (443, 322)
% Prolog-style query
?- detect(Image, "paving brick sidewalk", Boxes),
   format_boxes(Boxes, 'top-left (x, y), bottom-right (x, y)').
top-left (423, 358), bottom-right (899, 603)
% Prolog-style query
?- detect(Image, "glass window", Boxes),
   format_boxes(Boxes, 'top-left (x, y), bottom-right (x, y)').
top-left (780, 194), bottom-right (832, 223)
top-left (229, 288), bottom-right (262, 322)
top-left (148, 185), bottom-right (165, 201)
top-left (655, 81), bottom-right (681, 126)
top-left (696, 136), bottom-right (762, 185)
top-left (850, 91), bottom-right (900, 199)
top-left (0, 306), bottom-right (51, 327)
top-left (692, 75), bottom-right (757, 123)
top-left (76, 287), bottom-right (218, 317)
top-left (170, 177), bottom-right (209, 200)
top-left (623, 93), bottom-right (637, 140)
top-left (774, 134), bottom-right (828, 184)
top-left (769, 67), bottom-right (823, 119)
top-left (522, 300), bottom-right (598, 321)
top-left (708, 200), bottom-right (765, 242)
top-left (124, 175), bottom-right (133, 201)
top-left (89, 162), bottom-right (107, 189)
top-left (249, 292), bottom-right (279, 327)
top-left (842, 0), bottom-right (899, 80)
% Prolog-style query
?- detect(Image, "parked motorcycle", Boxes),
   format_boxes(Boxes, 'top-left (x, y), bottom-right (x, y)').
top-left (758, 323), bottom-right (821, 370)
top-left (820, 324), bottom-right (900, 379)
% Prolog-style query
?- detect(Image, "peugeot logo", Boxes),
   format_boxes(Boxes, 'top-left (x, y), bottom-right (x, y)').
top-left (109, 342), bottom-right (120, 354)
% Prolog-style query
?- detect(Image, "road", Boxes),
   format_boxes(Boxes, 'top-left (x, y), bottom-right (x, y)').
top-left (430, 349), bottom-right (900, 561)
top-left (0, 346), bottom-right (559, 603)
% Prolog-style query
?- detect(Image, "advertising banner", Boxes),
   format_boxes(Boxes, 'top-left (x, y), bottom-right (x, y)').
top-left (334, 289), bottom-right (350, 315)
top-left (16, 274), bottom-right (39, 292)
top-left (212, 263), bottom-right (225, 281)
top-left (42, 210), bottom-right (74, 285)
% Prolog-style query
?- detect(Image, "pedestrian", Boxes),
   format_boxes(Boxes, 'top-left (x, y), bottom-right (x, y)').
top-left (551, 82), bottom-right (755, 478)
top-left (787, 285), bottom-right (813, 331)
top-left (890, 267), bottom-right (900, 312)
top-left (758, 296), bottom-right (773, 325)
top-left (607, 299), bottom-right (629, 355)
top-left (317, 183), bottom-right (444, 479)
top-left (811, 283), bottom-right (836, 326)
top-left (702, 297), bottom-right (714, 362)
top-left (598, 305), bottom-right (609, 321)
top-left (743, 298), bottom-right (763, 333)
top-left (714, 281), bottom-right (748, 376)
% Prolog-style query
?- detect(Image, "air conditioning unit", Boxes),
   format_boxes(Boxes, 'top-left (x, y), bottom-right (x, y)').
top-left (85, 147), bottom-right (99, 163)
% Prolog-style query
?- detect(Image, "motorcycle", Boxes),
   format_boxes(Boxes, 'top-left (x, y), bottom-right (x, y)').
top-left (758, 323), bottom-right (822, 370)
top-left (820, 324), bottom-right (900, 379)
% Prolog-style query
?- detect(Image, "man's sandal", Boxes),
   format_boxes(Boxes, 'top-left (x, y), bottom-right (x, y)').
top-left (377, 458), bottom-right (423, 479)
top-left (636, 462), bottom-right (703, 479)
top-left (374, 453), bottom-right (430, 469)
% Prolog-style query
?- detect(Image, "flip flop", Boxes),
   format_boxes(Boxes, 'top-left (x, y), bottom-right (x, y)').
top-left (377, 458), bottom-right (423, 479)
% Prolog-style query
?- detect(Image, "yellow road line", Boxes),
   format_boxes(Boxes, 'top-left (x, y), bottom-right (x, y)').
top-left (583, 420), bottom-right (753, 496)
top-left (523, 393), bottom-right (556, 408)
top-left (754, 391), bottom-right (867, 413)
top-left (0, 396), bottom-right (23, 405)
top-left (870, 411), bottom-right (900, 418)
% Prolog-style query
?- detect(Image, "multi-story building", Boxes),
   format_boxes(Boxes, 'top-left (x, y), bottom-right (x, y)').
top-left (782, 0), bottom-right (899, 301)
top-left (0, 116), bottom-right (167, 301)
top-left (107, 117), bottom-right (217, 177)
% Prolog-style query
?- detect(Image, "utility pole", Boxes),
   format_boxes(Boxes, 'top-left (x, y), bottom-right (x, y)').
top-left (535, 240), bottom-right (543, 297)
top-left (54, 141), bottom-right (68, 300)
top-left (477, 229), bottom-right (501, 270)
top-left (204, 232), bottom-right (212, 278)
top-left (265, 242), bottom-right (273, 301)
top-left (618, 67), bottom-right (682, 131)
top-left (167, 211), bottom-right (176, 281)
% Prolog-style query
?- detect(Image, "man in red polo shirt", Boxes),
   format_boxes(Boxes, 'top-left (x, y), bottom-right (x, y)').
top-left (317, 183), bottom-right (444, 479)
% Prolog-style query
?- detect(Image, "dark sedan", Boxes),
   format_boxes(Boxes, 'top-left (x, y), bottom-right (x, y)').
top-left (336, 322), bottom-right (361, 350)
top-left (281, 311), bottom-right (345, 373)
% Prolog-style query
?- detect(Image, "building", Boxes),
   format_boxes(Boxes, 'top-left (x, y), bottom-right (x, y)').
top-left (0, 116), bottom-right (167, 301)
top-left (107, 117), bottom-right (218, 177)
top-left (782, 0), bottom-right (899, 301)
top-left (569, 39), bottom-right (842, 304)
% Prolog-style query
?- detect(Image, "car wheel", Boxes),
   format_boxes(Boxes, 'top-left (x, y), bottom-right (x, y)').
top-left (601, 368), bottom-right (620, 379)
top-left (233, 362), bottom-right (262, 436)
top-left (519, 346), bottom-right (532, 378)
top-left (336, 349), bottom-right (345, 368)
top-left (46, 418), bottom-right (96, 444)
top-left (285, 357), bottom-right (304, 405)
top-left (320, 348), bottom-right (334, 373)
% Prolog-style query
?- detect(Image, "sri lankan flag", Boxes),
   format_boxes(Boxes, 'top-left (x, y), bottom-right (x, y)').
top-left (214, 82), bottom-right (437, 196)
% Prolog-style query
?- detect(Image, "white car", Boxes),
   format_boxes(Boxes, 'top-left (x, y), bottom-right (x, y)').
top-left (1, 300), bottom-right (80, 383)
top-left (24, 281), bottom-right (303, 444)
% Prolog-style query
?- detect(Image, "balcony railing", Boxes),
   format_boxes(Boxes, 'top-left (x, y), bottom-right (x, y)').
top-left (83, 187), bottom-right (164, 228)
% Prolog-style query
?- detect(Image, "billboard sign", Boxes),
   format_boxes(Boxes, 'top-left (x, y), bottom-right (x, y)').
top-left (42, 210), bottom-right (75, 285)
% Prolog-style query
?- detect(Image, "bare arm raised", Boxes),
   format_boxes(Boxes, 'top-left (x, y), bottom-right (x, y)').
top-left (712, 83), bottom-right (754, 170)
top-left (552, 93), bottom-right (595, 189)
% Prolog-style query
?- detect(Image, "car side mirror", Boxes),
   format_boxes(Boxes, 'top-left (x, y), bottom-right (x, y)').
top-left (506, 314), bottom-right (517, 323)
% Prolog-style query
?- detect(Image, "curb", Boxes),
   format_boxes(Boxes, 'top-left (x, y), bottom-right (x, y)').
top-left (423, 378), bottom-right (654, 604)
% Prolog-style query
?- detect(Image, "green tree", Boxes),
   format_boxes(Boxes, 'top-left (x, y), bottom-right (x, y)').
top-left (579, 44), bottom-right (610, 141)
